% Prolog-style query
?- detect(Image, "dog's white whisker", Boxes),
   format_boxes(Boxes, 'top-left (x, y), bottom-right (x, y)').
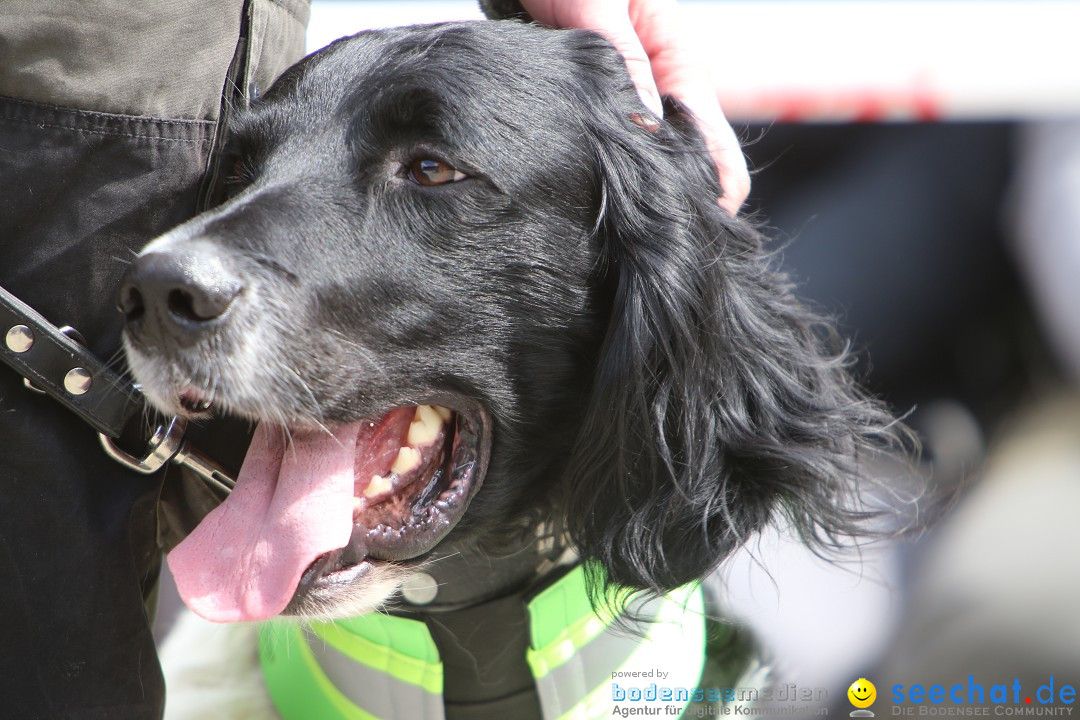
top-left (277, 362), bottom-right (332, 434)
top-left (420, 550), bottom-right (463, 566)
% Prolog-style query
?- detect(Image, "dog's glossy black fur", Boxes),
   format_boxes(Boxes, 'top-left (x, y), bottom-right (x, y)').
top-left (122, 20), bottom-right (898, 613)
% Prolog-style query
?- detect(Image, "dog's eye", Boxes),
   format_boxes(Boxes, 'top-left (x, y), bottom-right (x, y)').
top-left (407, 158), bottom-right (467, 187)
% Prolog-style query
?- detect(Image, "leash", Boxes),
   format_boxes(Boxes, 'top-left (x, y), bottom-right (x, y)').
top-left (0, 283), bottom-right (235, 494)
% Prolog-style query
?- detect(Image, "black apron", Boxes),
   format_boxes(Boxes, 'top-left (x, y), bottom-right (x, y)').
top-left (0, 1), bottom-right (308, 716)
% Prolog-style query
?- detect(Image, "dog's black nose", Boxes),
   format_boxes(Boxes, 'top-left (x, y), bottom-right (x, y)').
top-left (118, 247), bottom-right (243, 346)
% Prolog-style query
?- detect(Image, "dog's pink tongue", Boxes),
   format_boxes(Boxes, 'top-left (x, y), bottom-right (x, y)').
top-left (167, 422), bottom-right (358, 623)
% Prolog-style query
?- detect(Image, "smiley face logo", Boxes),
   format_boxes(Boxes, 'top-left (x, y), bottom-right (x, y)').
top-left (848, 678), bottom-right (877, 709)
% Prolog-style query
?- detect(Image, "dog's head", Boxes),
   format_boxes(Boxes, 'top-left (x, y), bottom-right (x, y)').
top-left (119, 21), bottom-right (898, 622)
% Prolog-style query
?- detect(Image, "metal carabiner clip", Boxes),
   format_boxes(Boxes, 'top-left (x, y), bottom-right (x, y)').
top-left (98, 416), bottom-right (236, 495)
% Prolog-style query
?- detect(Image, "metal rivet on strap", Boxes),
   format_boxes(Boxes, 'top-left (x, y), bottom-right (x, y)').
top-left (400, 572), bottom-right (438, 605)
top-left (64, 368), bottom-right (93, 395)
top-left (5, 325), bottom-right (34, 353)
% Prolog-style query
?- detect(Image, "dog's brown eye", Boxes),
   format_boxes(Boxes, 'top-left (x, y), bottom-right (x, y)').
top-left (408, 158), bottom-right (467, 187)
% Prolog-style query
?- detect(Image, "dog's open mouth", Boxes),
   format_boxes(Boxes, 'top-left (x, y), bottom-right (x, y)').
top-left (166, 403), bottom-right (487, 623)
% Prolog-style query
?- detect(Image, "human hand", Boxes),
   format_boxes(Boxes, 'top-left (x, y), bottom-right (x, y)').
top-left (519, 0), bottom-right (749, 216)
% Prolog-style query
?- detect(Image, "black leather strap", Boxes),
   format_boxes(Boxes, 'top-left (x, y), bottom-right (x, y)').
top-left (422, 591), bottom-right (543, 720)
top-left (0, 284), bottom-right (144, 438)
top-left (389, 529), bottom-right (574, 720)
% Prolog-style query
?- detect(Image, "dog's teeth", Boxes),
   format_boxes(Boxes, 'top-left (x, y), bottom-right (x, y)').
top-left (391, 446), bottom-right (421, 474)
top-left (407, 405), bottom-right (443, 446)
top-left (417, 404), bottom-right (444, 428)
top-left (433, 405), bottom-right (452, 422)
top-left (364, 474), bottom-right (393, 498)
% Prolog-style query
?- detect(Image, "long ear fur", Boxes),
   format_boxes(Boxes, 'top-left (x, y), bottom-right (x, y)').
top-left (560, 52), bottom-right (905, 593)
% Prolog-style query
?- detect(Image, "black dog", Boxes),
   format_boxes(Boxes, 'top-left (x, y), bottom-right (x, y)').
top-left (119, 18), bottom-right (898, 717)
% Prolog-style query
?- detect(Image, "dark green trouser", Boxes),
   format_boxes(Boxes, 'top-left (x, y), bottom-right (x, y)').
top-left (0, 2), bottom-right (307, 716)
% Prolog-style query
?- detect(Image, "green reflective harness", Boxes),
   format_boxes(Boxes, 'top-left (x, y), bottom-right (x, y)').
top-left (259, 565), bottom-right (706, 720)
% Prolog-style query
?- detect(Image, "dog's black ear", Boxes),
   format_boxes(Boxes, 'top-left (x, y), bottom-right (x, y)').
top-left (561, 93), bottom-right (902, 594)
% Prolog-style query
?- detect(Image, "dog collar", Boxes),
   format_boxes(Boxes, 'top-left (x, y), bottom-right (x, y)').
top-left (259, 564), bottom-right (706, 720)
top-left (1, 283), bottom-right (237, 494)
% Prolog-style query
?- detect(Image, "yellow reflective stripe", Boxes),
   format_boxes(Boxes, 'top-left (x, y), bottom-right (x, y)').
top-left (527, 566), bottom-right (627, 679)
top-left (308, 618), bottom-right (443, 695)
top-left (527, 610), bottom-right (612, 679)
top-left (528, 565), bottom-right (620, 652)
top-left (259, 622), bottom-right (378, 720)
top-left (532, 584), bottom-right (707, 720)
top-left (332, 611), bottom-right (442, 665)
